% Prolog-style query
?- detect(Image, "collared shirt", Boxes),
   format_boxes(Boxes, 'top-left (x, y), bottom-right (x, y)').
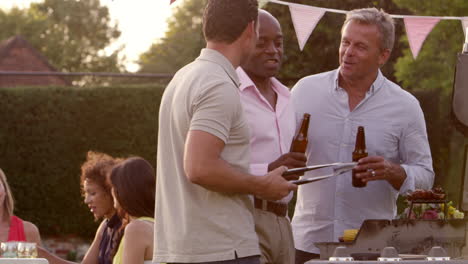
top-left (290, 69), bottom-right (434, 253)
top-left (236, 67), bottom-right (296, 204)
top-left (155, 48), bottom-right (259, 263)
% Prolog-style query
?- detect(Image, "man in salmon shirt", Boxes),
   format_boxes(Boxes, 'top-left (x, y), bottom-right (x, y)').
top-left (237, 10), bottom-right (307, 264)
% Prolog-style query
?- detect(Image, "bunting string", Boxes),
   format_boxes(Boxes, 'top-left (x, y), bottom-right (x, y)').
top-left (268, 0), bottom-right (466, 20)
top-left (267, 0), bottom-right (468, 58)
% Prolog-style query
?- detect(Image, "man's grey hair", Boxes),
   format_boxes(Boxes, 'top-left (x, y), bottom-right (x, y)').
top-left (343, 8), bottom-right (395, 52)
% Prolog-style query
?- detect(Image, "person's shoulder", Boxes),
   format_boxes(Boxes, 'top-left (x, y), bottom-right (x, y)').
top-left (125, 219), bottom-right (153, 235)
top-left (188, 56), bottom-right (229, 77)
top-left (382, 79), bottom-right (424, 118)
top-left (384, 79), bottom-right (420, 104)
top-left (22, 220), bottom-right (39, 233)
top-left (22, 220), bottom-right (41, 243)
top-left (292, 69), bottom-right (337, 96)
top-left (294, 70), bottom-right (336, 89)
top-left (123, 220), bottom-right (153, 245)
top-left (303, 69), bottom-right (336, 81)
top-left (167, 62), bottom-right (237, 107)
top-left (182, 59), bottom-right (237, 92)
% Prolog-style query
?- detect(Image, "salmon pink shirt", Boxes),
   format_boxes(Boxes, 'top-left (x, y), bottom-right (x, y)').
top-left (237, 67), bottom-right (296, 204)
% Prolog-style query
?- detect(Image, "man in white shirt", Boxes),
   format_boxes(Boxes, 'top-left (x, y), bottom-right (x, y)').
top-left (290, 8), bottom-right (434, 264)
top-left (237, 10), bottom-right (307, 264)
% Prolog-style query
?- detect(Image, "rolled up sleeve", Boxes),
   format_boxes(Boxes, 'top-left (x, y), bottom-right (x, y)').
top-left (398, 104), bottom-right (434, 194)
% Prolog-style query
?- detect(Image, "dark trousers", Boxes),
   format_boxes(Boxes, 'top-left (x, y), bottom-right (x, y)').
top-left (170, 255), bottom-right (260, 264)
top-left (294, 249), bottom-right (320, 264)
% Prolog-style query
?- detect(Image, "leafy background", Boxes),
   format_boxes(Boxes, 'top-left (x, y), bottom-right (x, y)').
top-left (0, 85), bottom-right (162, 237)
top-left (138, 0), bottom-right (468, 209)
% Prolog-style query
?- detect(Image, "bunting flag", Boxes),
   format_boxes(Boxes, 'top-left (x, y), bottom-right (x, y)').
top-left (404, 17), bottom-right (440, 59)
top-left (462, 17), bottom-right (468, 38)
top-left (268, 0), bottom-right (466, 56)
top-left (170, 0), bottom-right (176, 4)
top-left (289, 5), bottom-right (325, 51)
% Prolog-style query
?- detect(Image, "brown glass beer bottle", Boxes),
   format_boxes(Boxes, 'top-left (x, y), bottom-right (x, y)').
top-left (352, 126), bottom-right (368, 187)
top-left (290, 113), bottom-right (310, 153)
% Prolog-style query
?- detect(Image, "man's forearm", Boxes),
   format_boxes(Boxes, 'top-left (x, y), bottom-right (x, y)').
top-left (386, 162), bottom-right (407, 190)
top-left (186, 156), bottom-right (266, 196)
top-left (184, 130), bottom-right (294, 200)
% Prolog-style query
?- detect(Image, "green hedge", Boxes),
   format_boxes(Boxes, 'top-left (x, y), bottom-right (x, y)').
top-left (1, 83), bottom-right (462, 239)
top-left (0, 84), bottom-right (164, 238)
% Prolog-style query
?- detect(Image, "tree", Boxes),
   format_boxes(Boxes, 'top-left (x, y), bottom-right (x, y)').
top-left (0, 0), bottom-right (123, 73)
top-left (140, 0), bottom-right (468, 207)
top-left (262, 0), bottom-right (410, 86)
top-left (138, 0), bottom-right (408, 87)
top-left (138, 0), bottom-right (206, 73)
top-left (392, 0), bottom-right (468, 204)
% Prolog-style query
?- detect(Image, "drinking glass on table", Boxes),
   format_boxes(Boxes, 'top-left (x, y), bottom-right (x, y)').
top-left (17, 242), bottom-right (37, 258)
top-left (1, 241), bottom-right (18, 258)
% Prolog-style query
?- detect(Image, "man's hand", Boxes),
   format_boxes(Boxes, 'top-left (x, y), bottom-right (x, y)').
top-left (268, 152), bottom-right (307, 180)
top-left (353, 156), bottom-right (407, 190)
top-left (255, 166), bottom-right (298, 201)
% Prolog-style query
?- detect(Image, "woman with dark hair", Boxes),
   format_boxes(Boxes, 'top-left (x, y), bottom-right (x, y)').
top-left (39, 151), bottom-right (123, 264)
top-left (110, 157), bottom-right (155, 264)
top-left (0, 168), bottom-right (42, 244)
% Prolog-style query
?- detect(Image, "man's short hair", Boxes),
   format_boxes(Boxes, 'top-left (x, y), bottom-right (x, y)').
top-left (203, 0), bottom-right (258, 44)
top-left (343, 8), bottom-right (395, 52)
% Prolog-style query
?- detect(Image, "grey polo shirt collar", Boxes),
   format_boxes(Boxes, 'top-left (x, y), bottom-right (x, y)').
top-left (197, 48), bottom-right (240, 87)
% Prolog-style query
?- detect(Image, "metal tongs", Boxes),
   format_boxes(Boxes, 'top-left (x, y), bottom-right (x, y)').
top-left (283, 162), bottom-right (357, 185)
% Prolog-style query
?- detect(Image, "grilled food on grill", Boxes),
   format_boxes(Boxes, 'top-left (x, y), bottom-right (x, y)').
top-left (406, 187), bottom-right (446, 201)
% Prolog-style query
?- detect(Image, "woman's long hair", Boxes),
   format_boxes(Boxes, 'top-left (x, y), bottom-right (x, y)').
top-left (0, 168), bottom-right (15, 221)
top-left (110, 157), bottom-right (155, 220)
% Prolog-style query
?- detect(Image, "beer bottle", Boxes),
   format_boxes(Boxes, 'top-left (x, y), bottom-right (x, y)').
top-left (290, 113), bottom-right (310, 153)
top-left (352, 126), bottom-right (368, 188)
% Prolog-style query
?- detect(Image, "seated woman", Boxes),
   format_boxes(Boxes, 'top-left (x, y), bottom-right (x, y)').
top-left (0, 168), bottom-right (41, 244)
top-left (110, 157), bottom-right (155, 264)
top-left (39, 151), bottom-right (123, 264)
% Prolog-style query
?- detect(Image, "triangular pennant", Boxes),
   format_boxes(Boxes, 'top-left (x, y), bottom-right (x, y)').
top-left (289, 5), bottom-right (325, 51)
top-left (404, 17), bottom-right (440, 59)
top-left (461, 17), bottom-right (468, 38)
top-left (170, 0), bottom-right (176, 4)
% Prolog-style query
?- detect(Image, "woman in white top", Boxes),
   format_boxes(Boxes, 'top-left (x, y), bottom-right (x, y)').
top-left (109, 157), bottom-right (155, 264)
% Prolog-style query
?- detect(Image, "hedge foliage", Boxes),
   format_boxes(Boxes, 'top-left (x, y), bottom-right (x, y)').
top-left (1, 83), bottom-right (464, 239)
top-left (0, 84), bottom-right (164, 238)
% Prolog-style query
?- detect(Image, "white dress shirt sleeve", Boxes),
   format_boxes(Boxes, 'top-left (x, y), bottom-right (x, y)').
top-left (398, 102), bottom-right (434, 194)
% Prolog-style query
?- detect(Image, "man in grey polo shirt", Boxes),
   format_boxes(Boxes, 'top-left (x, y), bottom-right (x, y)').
top-left (154, 1), bottom-right (297, 264)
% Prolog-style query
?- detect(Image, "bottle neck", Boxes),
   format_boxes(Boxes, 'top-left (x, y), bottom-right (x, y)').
top-left (354, 128), bottom-right (366, 151)
top-left (299, 116), bottom-right (310, 136)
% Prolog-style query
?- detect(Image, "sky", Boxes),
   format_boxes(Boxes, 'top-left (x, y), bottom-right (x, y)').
top-left (0, 0), bottom-right (184, 72)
